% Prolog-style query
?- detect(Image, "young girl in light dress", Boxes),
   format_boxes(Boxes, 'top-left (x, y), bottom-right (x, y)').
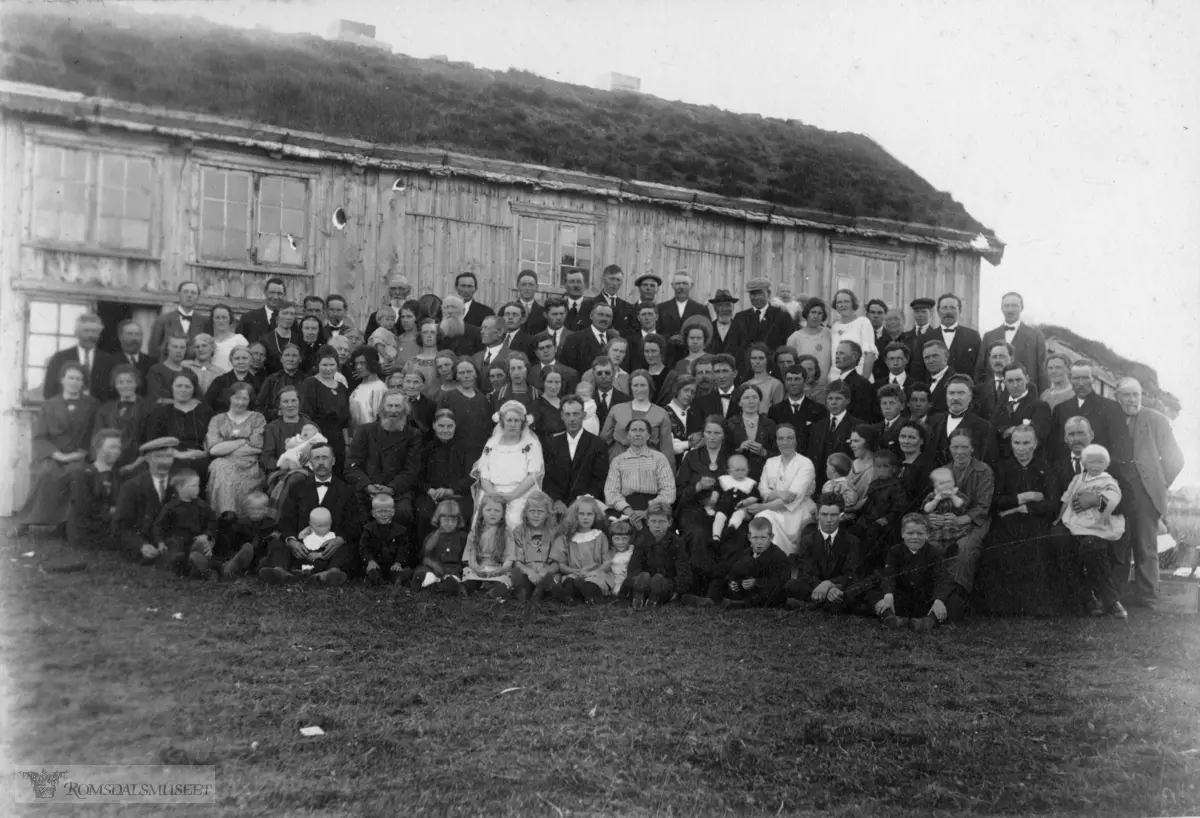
top-left (553, 495), bottom-right (613, 604)
top-left (461, 494), bottom-right (516, 599)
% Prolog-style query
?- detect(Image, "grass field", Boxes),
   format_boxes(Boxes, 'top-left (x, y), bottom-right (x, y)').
top-left (2, 535), bottom-right (1198, 817)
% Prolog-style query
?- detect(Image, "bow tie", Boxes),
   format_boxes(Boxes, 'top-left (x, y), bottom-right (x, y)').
top-left (1005, 325), bottom-right (1018, 331)
top-left (315, 480), bottom-right (332, 486)
top-left (949, 413), bottom-right (965, 419)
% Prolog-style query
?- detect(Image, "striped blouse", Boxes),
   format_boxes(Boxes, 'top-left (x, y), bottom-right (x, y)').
top-left (604, 447), bottom-right (676, 511)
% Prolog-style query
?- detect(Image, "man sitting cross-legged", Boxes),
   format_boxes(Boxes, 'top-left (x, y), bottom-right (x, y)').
top-left (259, 444), bottom-right (360, 586)
top-left (785, 492), bottom-right (868, 612)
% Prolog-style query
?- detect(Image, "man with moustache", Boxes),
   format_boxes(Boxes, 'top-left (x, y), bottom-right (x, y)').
top-left (977, 292), bottom-right (1048, 395)
top-left (1049, 359), bottom-right (1130, 464)
top-left (365, 274), bottom-right (412, 337)
top-left (926, 293), bottom-right (981, 379)
top-left (973, 340), bottom-right (1015, 420)
top-left (990, 361), bottom-right (1052, 460)
top-left (906, 296), bottom-right (936, 382)
top-left (115, 319), bottom-right (156, 394)
top-left (561, 302), bottom-right (616, 373)
top-left (706, 289), bottom-right (740, 356)
top-left (561, 267), bottom-right (593, 332)
top-left (344, 389), bottom-right (424, 526)
top-left (438, 295), bottom-right (484, 358)
top-left (927, 374), bottom-right (999, 469)
top-left (729, 278), bottom-right (795, 379)
top-left (657, 270), bottom-right (709, 340)
top-left (921, 340), bottom-right (956, 415)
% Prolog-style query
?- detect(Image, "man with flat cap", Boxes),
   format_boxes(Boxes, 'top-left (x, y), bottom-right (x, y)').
top-left (630, 273), bottom-right (663, 335)
top-left (906, 296), bottom-right (937, 382)
top-left (365, 274), bottom-right (413, 337)
top-left (707, 289), bottom-right (740, 356)
top-left (114, 436), bottom-right (178, 565)
top-left (729, 278), bottom-right (795, 379)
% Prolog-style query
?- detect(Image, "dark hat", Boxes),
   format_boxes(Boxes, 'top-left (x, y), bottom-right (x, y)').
top-left (744, 277), bottom-right (771, 292)
top-left (139, 436), bottom-right (180, 454)
top-left (634, 273), bottom-right (663, 287)
top-left (708, 289), bottom-right (739, 304)
top-left (910, 297), bottom-right (935, 310)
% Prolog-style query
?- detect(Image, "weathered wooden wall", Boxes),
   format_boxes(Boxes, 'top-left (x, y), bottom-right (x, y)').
top-left (0, 114), bottom-right (983, 513)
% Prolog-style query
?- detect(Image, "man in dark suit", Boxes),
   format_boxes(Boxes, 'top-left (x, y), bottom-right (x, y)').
top-left (438, 296), bottom-right (484, 359)
top-left (873, 309), bottom-right (908, 384)
top-left (729, 278), bottom-right (795, 378)
top-left (344, 390), bottom-right (424, 524)
top-left (540, 298), bottom-right (573, 357)
top-left (322, 294), bottom-right (356, 340)
top-left (114, 319), bottom-right (156, 395)
top-left (905, 296), bottom-right (937, 383)
top-left (920, 340), bottom-right (956, 415)
top-left (625, 300), bottom-right (663, 372)
top-left (1049, 359), bottom-right (1131, 464)
top-left (1115, 377), bottom-right (1186, 608)
top-left (115, 437), bottom-right (177, 563)
top-left (877, 341), bottom-right (915, 401)
top-left (399, 371), bottom-right (436, 438)
top-left (497, 302), bottom-right (537, 361)
top-left (561, 302), bottom-right (615, 373)
top-left (990, 362), bottom-right (1051, 460)
top-left (515, 270), bottom-right (547, 336)
top-left (926, 293), bottom-right (981, 379)
top-left (976, 292), bottom-right (1048, 395)
top-left (592, 265), bottom-right (634, 336)
top-left (235, 276), bottom-right (287, 345)
top-left (784, 493), bottom-right (867, 612)
top-left (44, 312), bottom-right (119, 401)
top-left (561, 268), bottom-right (593, 332)
top-left (473, 317), bottom-right (511, 395)
top-left (706, 289), bottom-right (740, 356)
top-left (926, 375), bottom-right (999, 468)
top-left (543, 396), bottom-right (610, 515)
top-left (871, 384), bottom-right (909, 455)
top-left (827, 340), bottom-right (877, 422)
top-left (808, 381), bottom-right (862, 491)
top-left (260, 444), bottom-right (360, 585)
top-left (528, 333), bottom-right (580, 394)
top-left (657, 271), bottom-right (709, 340)
top-left (973, 339), bottom-right (1014, 420)
top-left (588, 357), bottom-right (630, 430)
top-left (364, 275), bottom-right (412, 338)
top-left (455, 272), bottom-right (494, 328)
top-left (692, 354), bottom-right (742, 421)
top-left (768, 365), bottom-right (829, 453)
top-left (149, 281), bottom-right (212, 355)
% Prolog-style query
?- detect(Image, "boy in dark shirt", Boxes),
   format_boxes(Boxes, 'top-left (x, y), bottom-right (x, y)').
top-left (876, 513), bottom-right (955, 631)
top-left (851, 450), bottom-right (909, 576)
top-left (627, 501), bottom-right (691, 608)
top-left (361, 493), bottom-right (413, 585)
top-left (150, 469), bottom-right (218, 578)
top-left (721, 517), bottom-right (792, 609)
top-left (215, 490), bottom-right (275, 579)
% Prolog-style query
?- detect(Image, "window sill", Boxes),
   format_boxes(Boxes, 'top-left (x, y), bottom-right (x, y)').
top-left (189, 259), bottom-right (314, 277)
top-left (23, 241), bottom-right (160, 263)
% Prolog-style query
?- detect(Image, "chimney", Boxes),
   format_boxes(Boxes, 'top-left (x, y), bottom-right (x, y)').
top-left (596, 71), bottom-right (641, 93)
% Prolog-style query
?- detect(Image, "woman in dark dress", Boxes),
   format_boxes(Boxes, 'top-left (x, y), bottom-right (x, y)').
top-left (530, 369), bottom-right (566, 439)
top-left (664, 375), bottom-right (703, 459)
top-left (260, 385), bottom-right (312, 512)
top-left (142, 371), bottom-right (213, 484)
top-left (14, 363), bottom-right (97, 536)
top-left (204, 345), bottom-right (262, 415)
top-left (723, 385), bottom-right (777, 481)
top-left (95, 363), bottom-right (151, 472)
top-left (146, 335), bottom-right (199, 405)
top-left (255, 343), bottom-right (306, 422)
top-left (261, 302), bottom-right (301, 375)
top-left (67, 428), bottom-right (123, 550)
top-left (436, 357), bottom-right (492, 456)
top-left (895, 420), bottom-right (933, 513)
top-left (975, 425), bottom-right (1071, 617)
top-left (642, 334), bottom-right (679, 406)
top-left (296, 316), bottom-right (325, 374)
top-left (298, 346), bottom-right (351, 474)
top-left (418, 409), bottom-right (476, 544)
top-left (675, 416), bottom-right (732, 545)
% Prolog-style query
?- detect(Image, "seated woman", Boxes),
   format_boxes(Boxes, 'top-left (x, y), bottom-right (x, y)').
top-left (436, 358), bottom-right (492, 456)
top-left (96, 363), bottom-right (151, 473)
top-left (745, 423), bottom-right (817, 555)
top-left (348, 346), bottom-right (387, 433)
top-left (843, 425), bottom-right (879, 517)
top-left (600, 370), bottom-right (676, 467)
top-left (664, 375), bottom-right (704, 458)
top-left (472, 400), bottom-right (545, 530)
top-left (146, 335), bottom-right (199, 405)
top-left (491, 352), bottom-right (540, 415)
top-left (724, 385), bottom-right (777, 480)
top-left (418, 409), bottom-right (476, 542)
top-left (581, 336), bottom-right (631, 394)
top-left (743, 342), bottom-right (785, 409)
top-left (298, 346), bottom-right (352, 473)
top-left (205, 381), bottom-right (266, 514)
top-left (14, 363), bottom-right (97, 538)
top-left (896, 420), bottom-right (934, 513)
top-left (255, 343), bottom-right (306, 422)
top-left (67, 428), bottom-right (124, 550)
top-left (260, 386), bottom-right (312, 512)
top-left (205, 346), bottom-right (262, 415)
top-left (183, 333), bottom-right (221, 397)
top-left (530, 369), bottom-right (566, 439)
top-left (974, 424), bottom-right (1070, 616)
top-left (675, 416), bottom-right (732, 546)
top-left (142, 371), bottom-right (213, 484)
top-left (604, 417), bottom-right (676, 528)
top-left (640, 333), bottom-right (679, 406)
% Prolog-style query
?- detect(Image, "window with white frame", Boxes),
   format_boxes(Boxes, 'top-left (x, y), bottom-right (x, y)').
top-left (832, 250), bottom-right (901, 309)
top-left (25, 300), bottom-right (91, 399)
top-left (518, 216), bottom-right (593, 289)
top-left (31, 143), bottom-right (154, 252)
top-left (200, 167), bottom-right (308, 268)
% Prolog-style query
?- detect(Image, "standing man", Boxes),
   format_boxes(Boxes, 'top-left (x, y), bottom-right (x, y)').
top-left (302, 296), bottom-right (326, 323)
top-left (865, 299), bottom-right (889, 339)
top-left (707, 289), bottom-right (740, 355)
top-left (515, 270), bottom-right (547, 335)
top-left (729, 278), bottom-right (795, 378)
top-left (633, 273), bottom-right (662, 310)
top-left (456, 272), bottom-right (493, 327)
top-left (657, 271), bottom-right (708, 340)
top-left (1049, 359), bottom-right (1131, 463)
top-left (594, 264), bottom-right (633, 335)
top-left (149, 281), bottom-right (211, 355)
top-left (807, 381), bottom-right (862, 491)
top-left (44, 312), bottom-right (117, 400)
top-left (560, 302), bottom-right (614, 373)
top-left (541, 297), bottom-right (572, 355)
top-left (973, 340), bottom-right (1014, 421)
top-left (828, 341), bottom-right (876, 423)
top-left (692, 354), bottom-right (742, 421)
top-left (1114, 378), bottom-right (1185, 609)
top-left (528, 332), bottom-right (579, 393)
top-left (877, 341), bottom-right (914, 400)
top-left (768, 364), bottom-right (829, 452)
top-left (588, 357), bottom-right (630, 430)
top-left (906, 296), bottom-right (937, 382)
top-left (474, 317), bottom-right (510, 394)
top-left (542, 395), bottom-right (610, 516)
top-left (926, 293), bottom-right (981, 379)
top-left (365, 274), bottom-right (411, 337)
top-left (626, 301), bottom-right (662, 372)
top-left (561, 268), bottom-right (593, 332)
top-left (927, 374), bottom-right (999, 468)
top-left (323, 294), bottom-right (354, 339)
top-left (438, 296), bottom-right (484, 358)
top-left (920, 340), bottom-right (956, 415)
top-left (236, 277), bottom-right (287, 345)
top-left (498, 301), bottom-right (537, 360)
top-left (977, 292), bottom-right (1048, 395)
top-left (991, 362), bottom-right (1052, 460)
top-left (874, 309), bottom-right (907, 384)
top-left (115, 319), bottom-right (156, 394)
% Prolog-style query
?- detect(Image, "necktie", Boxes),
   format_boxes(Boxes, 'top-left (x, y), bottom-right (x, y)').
top-left (568, 303), bottom-right (578, 324)
top-left (484, 349), bottom-right (494, 366)
top-left (81, 348), bottom-right (91, 372)
top-left (1072, 456), bottom-right (1081, 475)
top-left (154, 477), bottom-right (165, 502)
top-left (179, 313), bottom-right (191, 329)
top-left (599, 392), bottom-right (609, 411)
top-left (128, 354), bottom-right (138, 365)
top-left (792, 402), bottom-right (802, 413)
top-left (995, 380), bottom-right (1004, 399)
top-left (892, 376), bottom-right (899, 385)
top-left (316, 481), bottom-right (330, 502)
top-left (825, 535), bottom-right (834, 557)
top-left (267, 309), bottom-right (277, 328)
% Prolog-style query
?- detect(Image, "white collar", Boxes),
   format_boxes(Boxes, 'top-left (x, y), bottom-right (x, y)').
top-left (831, 411), bottom-right (846, 425)
top-left (789, 395), bottom-right (805, 406)
top-left (486, 343), bottom-right (504, 352)
top-left (891, 372), bottom-right (907, 382)
top-left (178, 308), bottom-right (195, 318)
top-left (1004, 321), bottom-right (1021, 331)
top-left (930, 368), bottom-right (948, 383)
top-left (1010, 390), bottom-right (1028, 402)
top-left (822, 528), bottom-right (839, 541)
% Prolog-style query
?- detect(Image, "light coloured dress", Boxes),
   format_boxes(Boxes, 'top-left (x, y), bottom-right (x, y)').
top-left (599, 402), bottom-right (676, 467)
top-left (184, 360), bottom-right (221, 397)
top-left (561, 529), bottom-right (614, 592)
top-left (462, 524), bottom-right (517, 586)
top-left (211, 333), bottom-right (249, 373)
top-left (787, 328), bottom-right (833, 383)
top-left (348, 378), bottom-right (387, 431)
top-left (205, 410), bottom-right (267, 514)
top-left (755, 453), bottom-right (817, 555)
top-left (472, 431), bottom-right (545, 529)
top-left (830, 315), bottom-right (876, 376)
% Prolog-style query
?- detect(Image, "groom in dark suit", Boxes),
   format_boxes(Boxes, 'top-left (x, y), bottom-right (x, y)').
top-left (543, 396), bottom-right (610, 517)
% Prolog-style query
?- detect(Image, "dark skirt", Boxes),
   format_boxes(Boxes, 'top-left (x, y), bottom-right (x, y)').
top-left (974, 515), bottom-right (1082, 616)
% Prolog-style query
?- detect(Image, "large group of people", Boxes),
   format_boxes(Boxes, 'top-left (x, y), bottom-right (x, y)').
top-left (15, 267), bottom-right (1185, 628)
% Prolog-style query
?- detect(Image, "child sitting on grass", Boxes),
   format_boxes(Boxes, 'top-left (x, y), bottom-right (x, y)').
top-left (462, 493), bottom-right (515, 599)
top-left (554, 495), bottom-right (613, 605)
top-left (710, 454), bottom-right (762, 542)
top-left (213, 490), bottom-right (274, 579)
top-left (1058, 443), bottom-right (1127, 620)
top-left (851, 450), bottom-right (909, 575)
top-left (921, 467), bottom-right (970, 552)
top-left (509, 490), bottom-right (563, 606)
top-left (151, 469), bottom-right (218, 578)
top-left (413, 498), bottom-right (468, 595)
top-left (721, 516), bottom-right (792, 609)
top-left (875, 513), bottom-right (954, 631)
top-left (608, 518), bottom-right (635, 597)
top-left (627, 501), bottom-right (691, 608)
top-left (360, 493), bottom-right (412, 585)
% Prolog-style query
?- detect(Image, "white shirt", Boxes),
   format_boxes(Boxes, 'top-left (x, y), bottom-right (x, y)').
top-left (830, 366), bottom-right (853, 382)
top-left (1077, 397), bottom-right (1088, 409)
top-left (940, 324), bottom-right (959, 345)
top-left (1004, 321), bottom-right (1021, 343)
top-left (303, 531), bottom-right (336, 552)
top-left (594, 329), bottom-right (607, 346)
top-left (521, 300), bottom-right (537, 317)
top-left (152, 474), bottom-right (167, 502)
top-left (788, 396), bottom-right (806, 412)
top-left (177, 308), bottom-right (195, 324)
top-left (1009, 390), bottom-right (1028, 406)
top-left (569, 298), bottom-right (585, 313)
top-left (929, 368), bottom-right (948, 390)
top-left (758, 307), bottom-right (769, 322)
top-left (566, 430), bottom-right (582, 460)
top-left (822, 528), bottom-right (840, 548)
top-left (718, 388), bottom-right (735, 414)
top-left (946, 414), bottom-right (965, 435)
top-left (676, 300), bottom-right (689, 318)
top-left (829, 411), bottom-right (846, 429)
top-left (80, 347), bottom-right (93, 369)
top-left (314, 481), bottom-right (331, 503)
top-left (483, 344), bottom-right (503, 364)
top-left (597, 390), bottom-right (612, 407)
top-left (889, 372), bottom-right (908, 387)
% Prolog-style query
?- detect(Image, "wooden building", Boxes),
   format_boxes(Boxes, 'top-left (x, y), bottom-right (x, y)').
top-left (0, 79), bottom-right (1002, 512)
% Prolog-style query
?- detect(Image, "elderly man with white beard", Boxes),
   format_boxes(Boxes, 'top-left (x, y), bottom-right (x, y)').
top-left (345, 389), bottom-right (425, 527)
top-left (438, 295), bottom-right (484, 359)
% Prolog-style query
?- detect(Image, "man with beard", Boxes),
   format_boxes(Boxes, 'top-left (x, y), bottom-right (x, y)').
top-left (438, 295), bottom-right (484, 358)
top-left (691, 355), bottom-right (717, 399)
top-left (344, 389), bottom-right (424, 526)
top-left (707, 290), bottom-right (740, 356)
top-left (115, 319), bottom-right (156, 395)
top-left (657, 270), bottom-right (709, 341)
top-left (561, 302), bottom-right (616, 373)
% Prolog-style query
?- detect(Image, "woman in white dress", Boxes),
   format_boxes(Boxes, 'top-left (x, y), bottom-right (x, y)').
top-left (348, 347), bottom-right (387, 432)
top-left (472, 400), bottom-right (545, 529)
top-left (829, 289), bottom-right (877, 378)
top-left (786, 298), bottom-right (833, 387)
top-left (747, 423), bottom-right (816, 555)
top-left (210, 304), bottom-right (249, 374)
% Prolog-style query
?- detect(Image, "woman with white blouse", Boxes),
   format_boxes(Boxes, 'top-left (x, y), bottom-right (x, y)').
top-left (745, 423), bottom-right (816, 555)
top-left (829, 289), bottom-right (877, 378)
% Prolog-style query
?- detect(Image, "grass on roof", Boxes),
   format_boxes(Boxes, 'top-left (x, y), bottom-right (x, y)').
top-left (0, 5), bottom-right (992, 234)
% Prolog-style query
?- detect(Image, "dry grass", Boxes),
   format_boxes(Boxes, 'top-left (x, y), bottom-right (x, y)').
top-left (2, 534), bottom-right (1199, 817)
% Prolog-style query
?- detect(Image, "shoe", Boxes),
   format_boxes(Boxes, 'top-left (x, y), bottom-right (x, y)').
top-left (366, 568), bottom-right (381, 585)
top-left (910, 616), bottom-right (935, 632)
top-left (514, 587), bottom-right (529, 603)
top-left (631, 590), bottom-right (646, 610)
top-left (188, 552), bottom-right (210, 579)
top-left (1108, 602), bottom-right (1128, 620)
top-left (680, 594), bottom-right (702, 607)
top-left (1088, 595), bottom-right (1105, 617)
top-left (258, 566), bottom-right (298, 585)
top-left (318, 568), bottom-right (347, 587)
top-left (222, 543), bottom-right (255, 579)
top-left (785, 597), bottom-right (808, 610)
top-left (881, 614), bottom-right (902, 629)
top-left (720, 599), bottom-right (746, 610)
top-left (456, 582), bottom-right (469, 597)
top-left (686, 596), bottom-right (716, 608)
